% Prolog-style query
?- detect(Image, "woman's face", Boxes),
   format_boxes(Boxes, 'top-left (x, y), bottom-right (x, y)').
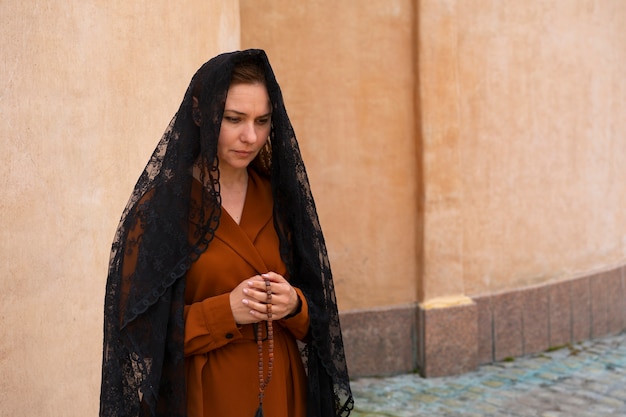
top-left (217, 82), bottom-right (272, 175)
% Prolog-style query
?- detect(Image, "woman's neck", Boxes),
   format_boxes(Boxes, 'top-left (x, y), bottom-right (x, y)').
top-left (218, 166), bottom-right (249, 192)
top-left (217, 166), bottom-right (249, 224)
top-left (193, 162), bottom-right (249, 193)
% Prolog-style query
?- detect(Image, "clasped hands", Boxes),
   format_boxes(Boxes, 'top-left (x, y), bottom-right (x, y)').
top-left (230, 272), bottom-right (299, 325)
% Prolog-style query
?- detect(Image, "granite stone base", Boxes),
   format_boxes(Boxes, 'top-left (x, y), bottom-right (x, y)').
top-left (340, 264), bottom-right (626, 378)
top-left (476, 266), bottom-right (626, 365)
top-left (340, 304), bottom-right (416, 377)
top-left (417, 300), bottom-right (478, 377)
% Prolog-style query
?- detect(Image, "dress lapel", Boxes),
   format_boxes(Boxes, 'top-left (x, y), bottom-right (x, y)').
top-left (214, 169), bottom-right (274, 274)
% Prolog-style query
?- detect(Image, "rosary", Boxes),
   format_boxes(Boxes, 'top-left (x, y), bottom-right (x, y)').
top-left (255, 278), bottom-right (274, 417)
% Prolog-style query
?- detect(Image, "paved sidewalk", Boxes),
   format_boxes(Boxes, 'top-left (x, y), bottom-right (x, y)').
top-left (350, 332), bottom-right (626, 417)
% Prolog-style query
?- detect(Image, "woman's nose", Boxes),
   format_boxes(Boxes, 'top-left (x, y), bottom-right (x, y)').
top-left (241, 122), bottom-right (258, 143)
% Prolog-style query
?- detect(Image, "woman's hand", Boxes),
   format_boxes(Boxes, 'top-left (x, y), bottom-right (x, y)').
top-left (229, 272), bottom-right (300, 324)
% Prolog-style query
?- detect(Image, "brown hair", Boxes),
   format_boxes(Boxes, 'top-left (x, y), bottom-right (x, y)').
top-left (191, 60), bottom-right (266, 101)
top-left (230, 60), bottom-right (266, 85)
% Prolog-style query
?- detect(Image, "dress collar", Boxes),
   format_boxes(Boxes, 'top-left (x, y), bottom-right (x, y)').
top-left (214, 169), bottom-right (274, 273)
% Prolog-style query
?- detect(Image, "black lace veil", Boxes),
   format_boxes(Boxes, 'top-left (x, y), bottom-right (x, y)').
top-left (100, 49), bottom-right (353, 417)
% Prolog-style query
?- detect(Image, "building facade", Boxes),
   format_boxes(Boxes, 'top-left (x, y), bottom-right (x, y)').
top-left (2, 1), bottom-right (625, 415)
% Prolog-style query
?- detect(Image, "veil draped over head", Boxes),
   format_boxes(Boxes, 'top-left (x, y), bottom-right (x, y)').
top-left (100, 49), bottom-right (353, 417)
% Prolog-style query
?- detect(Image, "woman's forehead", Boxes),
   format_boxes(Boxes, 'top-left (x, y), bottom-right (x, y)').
top-left (224, 83), bottom-right (271, 112)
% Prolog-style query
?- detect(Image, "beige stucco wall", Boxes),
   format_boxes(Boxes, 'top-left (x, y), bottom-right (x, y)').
top-left (242, 0), bottom-right (626, 308)
top-left (419, 0), bottom-right (626, 300)
top-left (0, 1), bottom-right (239, 415)
top-left (240, 0), bottom-right (419, 311)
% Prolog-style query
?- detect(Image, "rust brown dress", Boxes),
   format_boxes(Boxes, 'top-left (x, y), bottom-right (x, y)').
top-left (184, 169), bottom-right (309, 417)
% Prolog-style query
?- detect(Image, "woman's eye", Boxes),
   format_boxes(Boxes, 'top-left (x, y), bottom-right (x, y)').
top-left (224, 116), bottom-right (240, 123)
top-left (256, 118), bottom-right (270, 125)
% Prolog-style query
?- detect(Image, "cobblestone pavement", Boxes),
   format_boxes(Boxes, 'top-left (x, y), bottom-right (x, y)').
top-left (350, 332), bottom-right (626, 417)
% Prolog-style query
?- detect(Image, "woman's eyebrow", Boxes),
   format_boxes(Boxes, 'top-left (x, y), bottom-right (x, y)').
top-left (223, 109), bottom-right (272, 118)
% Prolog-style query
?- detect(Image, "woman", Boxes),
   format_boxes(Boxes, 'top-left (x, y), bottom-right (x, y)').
top-left (100, 49), bottom-right (353, 417)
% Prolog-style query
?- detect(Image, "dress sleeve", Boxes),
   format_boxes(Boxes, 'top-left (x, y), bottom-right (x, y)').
top-left (279, 287), bottom-right (310, 341)
top-left (184, 293), bottom-right (243, 357)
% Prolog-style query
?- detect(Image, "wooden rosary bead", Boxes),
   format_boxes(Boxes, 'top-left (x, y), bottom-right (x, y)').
top-left (256, 277), bottom-right (274, 406)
